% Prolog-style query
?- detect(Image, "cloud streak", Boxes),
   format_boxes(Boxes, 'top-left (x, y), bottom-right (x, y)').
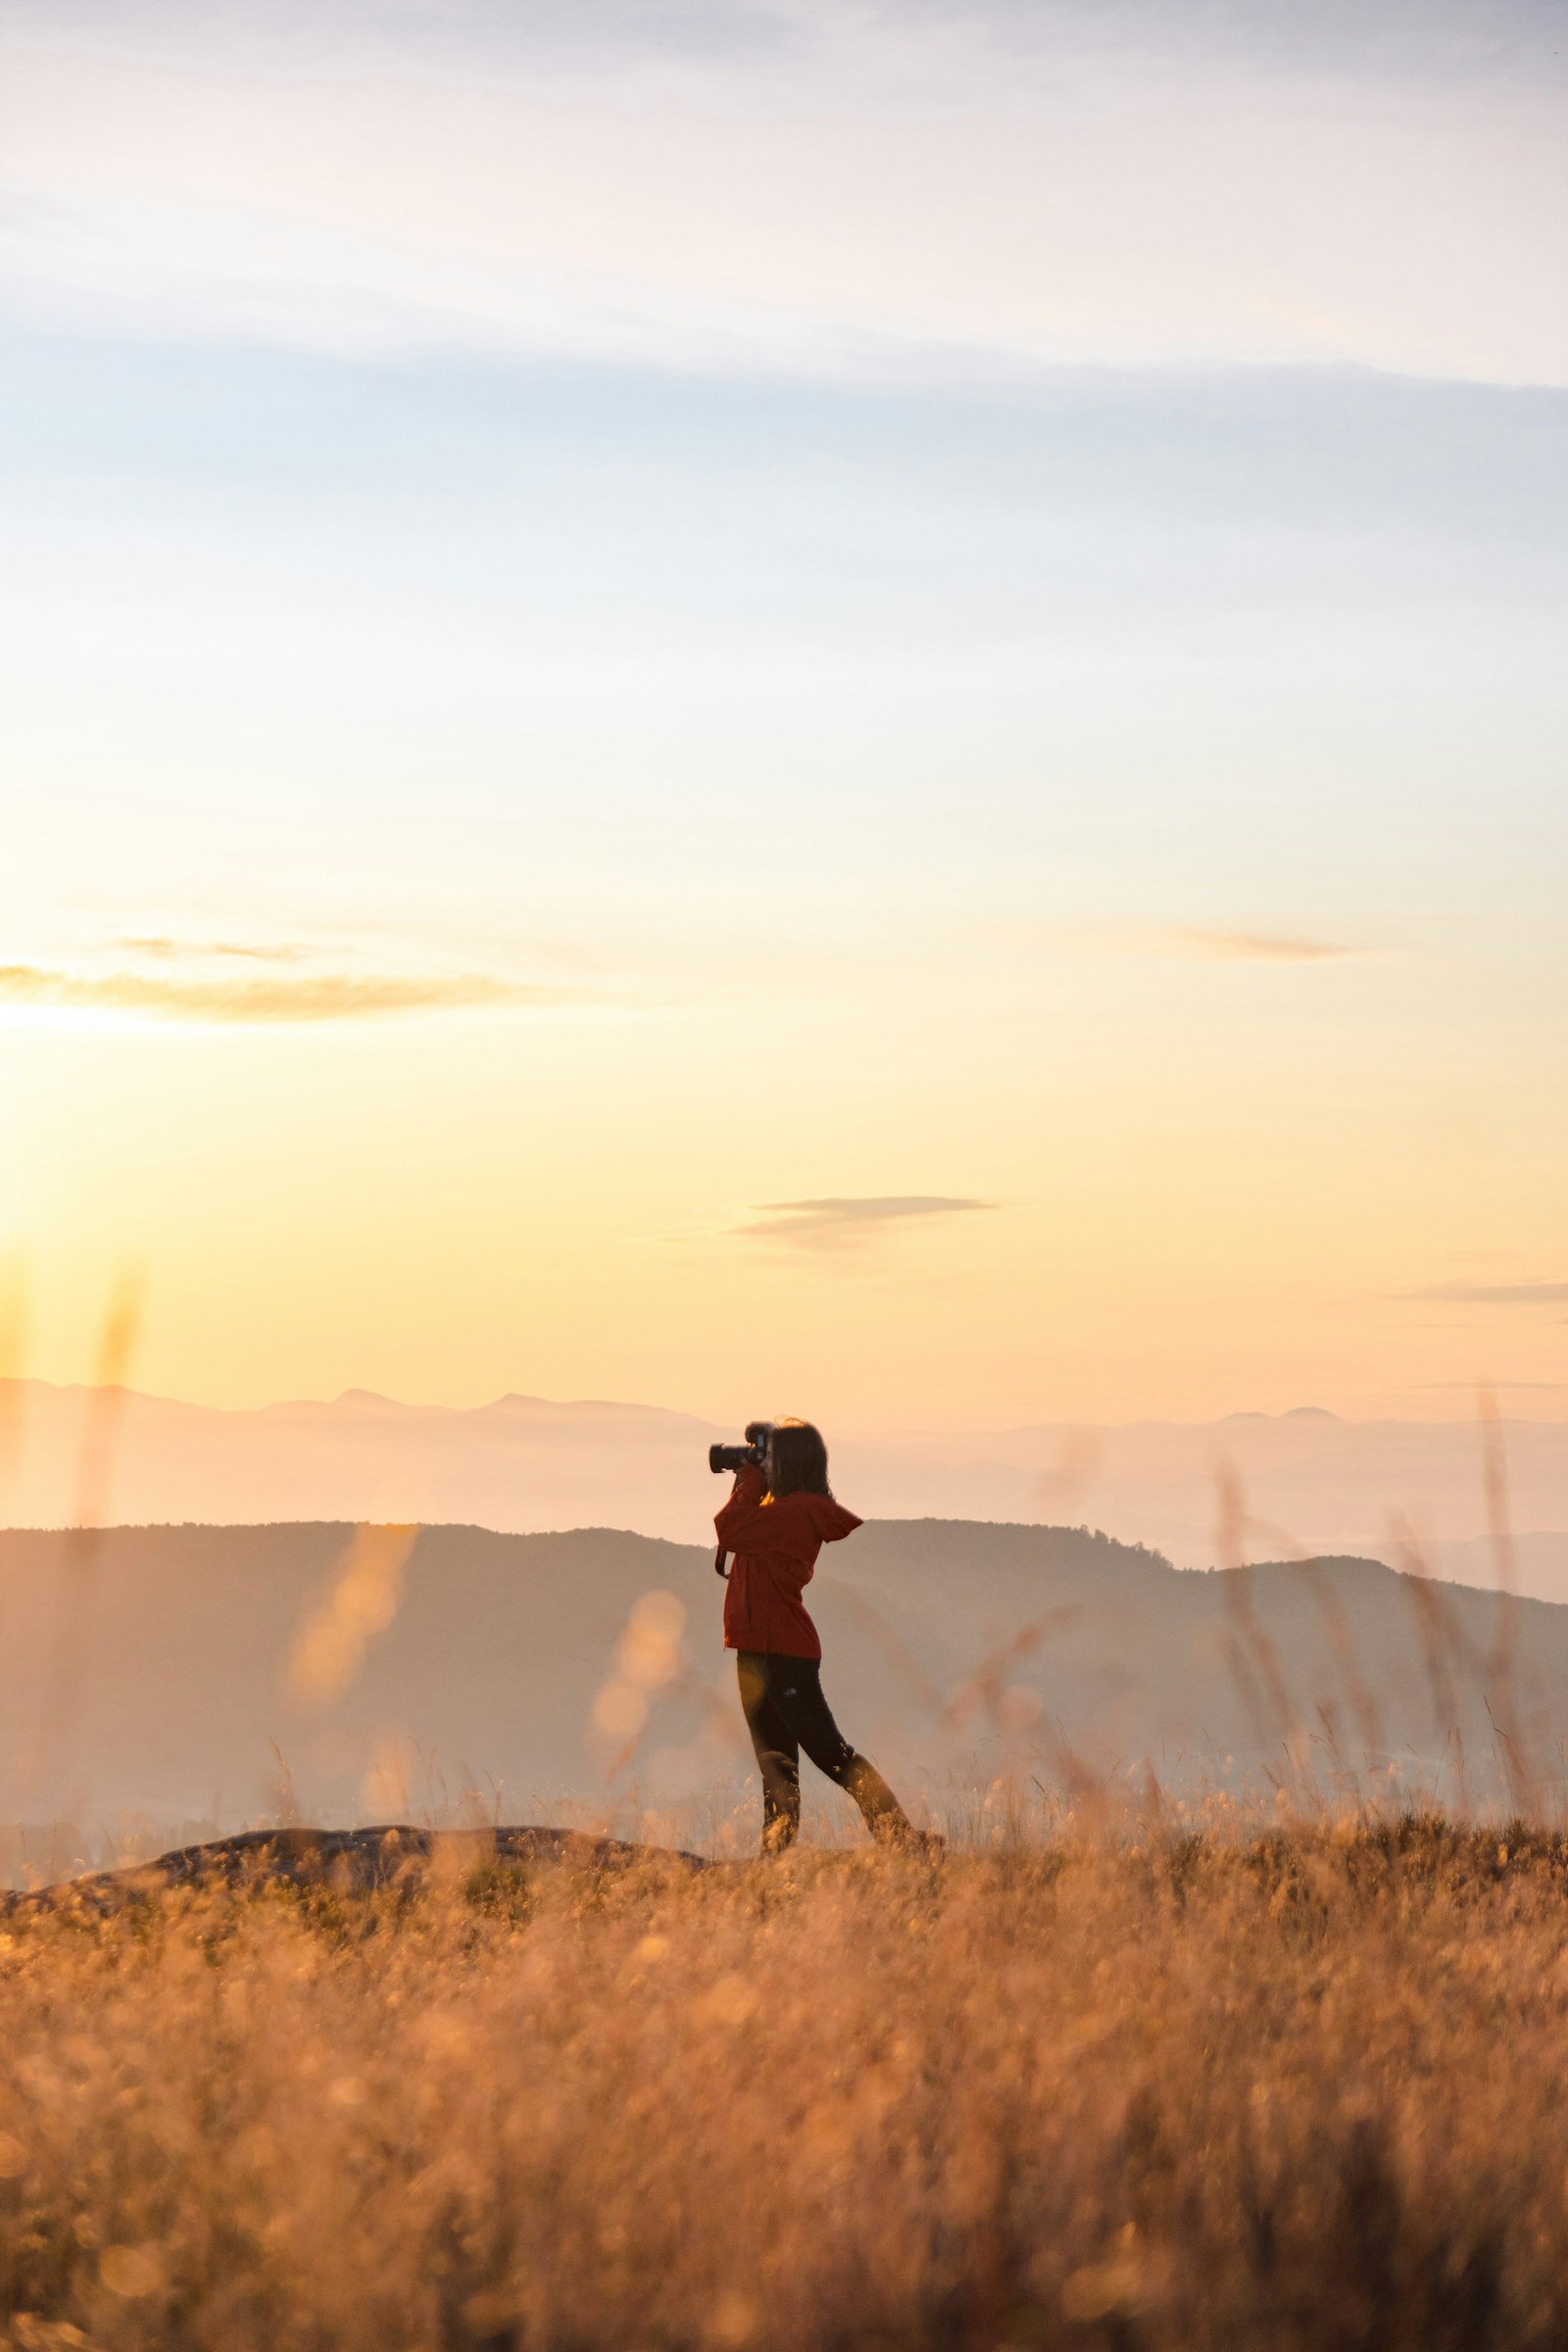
top-left (3, 3), bottom-right (1563, 387)
top-left (0, 965), bottom-right (583, 1024)
top-left (1148, 928), bottom-right (1363, 964)
top-left (1405, 1281), bottom-right (1568, 1305)
top-left (117, 936), bottom-right (308, 963)
top-left (736, 1196), bottom-right (995, 1250)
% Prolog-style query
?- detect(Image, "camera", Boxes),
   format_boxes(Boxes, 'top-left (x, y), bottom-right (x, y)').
top-left (709, 1420), bottom-right (773, 1476)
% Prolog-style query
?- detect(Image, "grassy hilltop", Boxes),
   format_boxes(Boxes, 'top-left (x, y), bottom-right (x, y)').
top-left (2, 1816), bottom-right (1567, 2350)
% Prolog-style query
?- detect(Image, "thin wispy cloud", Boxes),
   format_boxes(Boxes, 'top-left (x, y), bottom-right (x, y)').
top-left (4, 0), bottom-right (1563, 387)
top-left (1049, 922), bottom-right (1370, 964)
top-left (0, 965), bottom-right (584, 1024)
top-left (1146, 928), bottom-right (1363, 964)
top-left (1405, 1281), bottom-right (1568, 1305)
top-left (117, 936), bottom-right (308, 963)
top-left (736, 1196), bottom-right (996, 1250)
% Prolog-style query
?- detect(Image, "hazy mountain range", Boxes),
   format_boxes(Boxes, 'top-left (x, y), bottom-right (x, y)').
top-left (2, 1380), bottom-right (1565, 1596)
top-left (0, 1515), bottom-right (1560, 1878)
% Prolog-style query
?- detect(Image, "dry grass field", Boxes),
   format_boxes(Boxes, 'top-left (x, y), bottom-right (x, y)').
top-left (1, 1812), bottom-right (1566, 2351)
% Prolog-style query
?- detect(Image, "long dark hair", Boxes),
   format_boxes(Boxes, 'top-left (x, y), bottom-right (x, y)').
top-left (769, 1418), bottom-right (832, 1498)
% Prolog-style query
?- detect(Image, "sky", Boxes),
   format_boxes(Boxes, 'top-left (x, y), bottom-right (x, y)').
top-left (1, 0), bottom-right (1565, 1430)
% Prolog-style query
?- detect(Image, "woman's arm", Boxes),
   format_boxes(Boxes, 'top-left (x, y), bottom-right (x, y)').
top-left (714, 1464), bottom-right (775, 1549)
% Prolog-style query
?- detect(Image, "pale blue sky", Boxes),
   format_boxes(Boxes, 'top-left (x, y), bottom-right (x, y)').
top-left (6, 330), bottom-right (1563, 945)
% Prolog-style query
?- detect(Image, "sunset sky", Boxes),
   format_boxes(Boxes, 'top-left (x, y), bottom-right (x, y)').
top-left (2, 0), bottom-right (1565, 1429)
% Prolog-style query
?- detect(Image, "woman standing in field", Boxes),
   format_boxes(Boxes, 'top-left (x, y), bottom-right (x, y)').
top-left (714, 1418), bottom-right (927, 1855)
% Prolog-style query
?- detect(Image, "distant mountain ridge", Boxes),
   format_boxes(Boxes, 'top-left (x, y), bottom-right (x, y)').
top-left (2, 1378), bottom-right (1566, 1599)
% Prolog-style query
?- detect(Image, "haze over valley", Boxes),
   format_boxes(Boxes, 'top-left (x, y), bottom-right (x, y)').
top-left (3, 1377), bottom-right (1564, 1596)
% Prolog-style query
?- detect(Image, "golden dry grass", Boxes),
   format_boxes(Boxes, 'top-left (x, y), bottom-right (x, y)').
top-left (1, 1816), bottom-right (1567, 2350)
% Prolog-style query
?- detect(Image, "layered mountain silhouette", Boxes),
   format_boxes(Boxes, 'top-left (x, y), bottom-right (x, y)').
top-left (1, 1517), bottom-right (1559, 1873)
top-left (3, 1379), bottom-right (1566, 1594)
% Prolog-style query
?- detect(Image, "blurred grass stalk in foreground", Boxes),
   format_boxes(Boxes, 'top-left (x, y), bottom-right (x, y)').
top-left (0, 1816), bottom-right (1565, 2351)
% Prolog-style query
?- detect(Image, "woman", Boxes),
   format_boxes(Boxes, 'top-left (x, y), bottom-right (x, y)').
top-left (714, 1418), bottom-right (926, 1855)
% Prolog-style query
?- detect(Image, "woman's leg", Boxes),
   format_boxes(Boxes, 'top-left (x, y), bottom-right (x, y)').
top-left (762, 1656), bottom-right (917, 1847)
top-left (735, 1651), bottom-right (802, 1853)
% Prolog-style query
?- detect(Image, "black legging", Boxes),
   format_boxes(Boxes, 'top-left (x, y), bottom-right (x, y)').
top-left (735, 1650), bottom-right (912, 1853)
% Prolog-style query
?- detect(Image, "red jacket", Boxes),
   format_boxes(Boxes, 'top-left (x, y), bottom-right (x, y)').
top-left (715, 1465), bottom-right (862, 1659)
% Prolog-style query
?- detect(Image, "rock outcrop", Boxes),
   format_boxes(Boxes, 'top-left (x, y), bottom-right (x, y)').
top-left (3, 1824), bottom-right (705, 1912)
